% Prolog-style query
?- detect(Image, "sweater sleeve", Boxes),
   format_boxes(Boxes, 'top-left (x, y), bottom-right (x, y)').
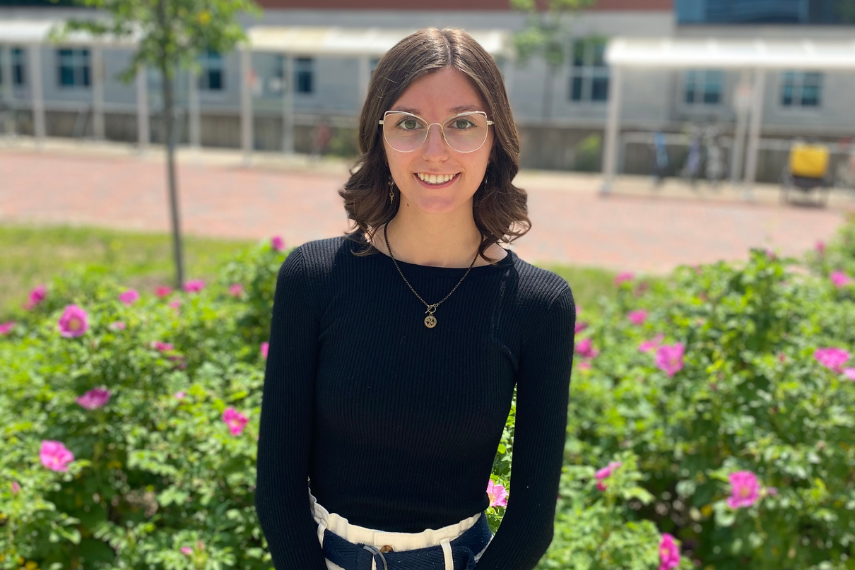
top-left (474, 286), bottom-right (576, 570)
top-left (255, 247), bottom-right (328, 570)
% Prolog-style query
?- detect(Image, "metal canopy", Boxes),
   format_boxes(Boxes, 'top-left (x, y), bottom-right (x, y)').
top-left (246, 26), bottom-right (514, 58)
top-left (606, 37), bottom-right (855, 71)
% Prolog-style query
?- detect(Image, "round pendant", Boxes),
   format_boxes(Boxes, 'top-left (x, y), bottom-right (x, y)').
top-left (424, 315), bottom-right (437, 328)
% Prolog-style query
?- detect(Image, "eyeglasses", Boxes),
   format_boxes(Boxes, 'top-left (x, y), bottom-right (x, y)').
top-left (379, 111), bottom-right (494, 154)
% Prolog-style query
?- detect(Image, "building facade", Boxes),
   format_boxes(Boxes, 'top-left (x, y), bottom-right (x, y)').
top-left (0, 0), bottom-right (853, 180)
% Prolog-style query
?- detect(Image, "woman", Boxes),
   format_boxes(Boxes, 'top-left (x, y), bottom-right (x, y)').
top-left (255, 27), bottom-right (576, 570)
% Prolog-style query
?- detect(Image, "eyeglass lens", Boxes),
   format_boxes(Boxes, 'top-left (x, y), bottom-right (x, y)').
top-left (383, 112), bottom-right (489, 153)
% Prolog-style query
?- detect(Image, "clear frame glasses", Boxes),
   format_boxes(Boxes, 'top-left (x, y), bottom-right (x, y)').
top-left (379, 111), bottom-right (494, 154)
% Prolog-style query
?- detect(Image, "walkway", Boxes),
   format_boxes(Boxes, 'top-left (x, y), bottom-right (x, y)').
top-left (0, 137), bottom-right (849, 275)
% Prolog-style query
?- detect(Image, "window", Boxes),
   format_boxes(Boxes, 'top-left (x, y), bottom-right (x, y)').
top-left (683, 70), bottom-right (725, 105)
top-left (780, 71), bottom-right (823, 108)
top-left (198, 50), bottom-right (224, 91)
top-left (569, 39), bottom-right (609, 103)
top-left (0, 47), bottom-right (26, 87)
top-left (57, 48), bottom-right (90, 88)
top-left (295, 57), bottom-right (314, 94)
top-left (676, 0), bottom-right (852, 25)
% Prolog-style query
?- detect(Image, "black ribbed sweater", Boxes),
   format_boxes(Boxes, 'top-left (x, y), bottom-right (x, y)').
top-left (254, 233), bottom-right (576, 570)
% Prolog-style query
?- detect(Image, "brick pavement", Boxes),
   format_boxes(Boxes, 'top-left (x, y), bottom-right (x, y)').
top-left (0, 138), bottom-right (849, 275)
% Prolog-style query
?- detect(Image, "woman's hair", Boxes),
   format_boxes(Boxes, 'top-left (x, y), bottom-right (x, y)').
top-left (338, 27), bottom-right (530, 264)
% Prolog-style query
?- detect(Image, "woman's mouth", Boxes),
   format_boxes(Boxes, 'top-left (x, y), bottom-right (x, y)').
top-left (413, 172), bottom-right (460, 189)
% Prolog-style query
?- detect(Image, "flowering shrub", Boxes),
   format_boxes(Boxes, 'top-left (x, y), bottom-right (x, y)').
top-left (2, 221), bottom-right (854, 569)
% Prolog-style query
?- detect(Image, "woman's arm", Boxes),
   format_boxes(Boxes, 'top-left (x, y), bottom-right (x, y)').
top-left (255, 247), bottom-right (328, 570)
top-left (475, 286), bottom-right (576, 570)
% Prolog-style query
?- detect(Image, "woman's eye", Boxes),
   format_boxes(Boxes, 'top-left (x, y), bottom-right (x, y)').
top-left (397, 119), bottom-right (420, 130)
top-left (451, 119), bottom-right (475, 130)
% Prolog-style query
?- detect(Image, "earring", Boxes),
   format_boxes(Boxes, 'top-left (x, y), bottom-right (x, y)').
top-left (388, 175), bottom-right (395, 202)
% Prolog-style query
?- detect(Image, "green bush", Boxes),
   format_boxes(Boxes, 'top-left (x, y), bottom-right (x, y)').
top-left (2, 223), bottom-right (854, 569)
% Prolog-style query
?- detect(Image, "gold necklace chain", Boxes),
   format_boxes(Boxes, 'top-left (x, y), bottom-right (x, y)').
top-left (384, 223), bottom-right (480, 329)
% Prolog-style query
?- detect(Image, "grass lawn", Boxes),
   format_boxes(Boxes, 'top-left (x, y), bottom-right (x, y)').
top-left (0, 223), bottom-right (620, 320)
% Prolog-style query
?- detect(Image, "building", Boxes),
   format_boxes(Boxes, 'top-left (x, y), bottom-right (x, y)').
top-left (1, 0), bottom-right (853, 182)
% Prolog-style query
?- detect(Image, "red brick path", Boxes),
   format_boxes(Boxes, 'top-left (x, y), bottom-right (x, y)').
top-left (0, 148), bottom-right (846, 274)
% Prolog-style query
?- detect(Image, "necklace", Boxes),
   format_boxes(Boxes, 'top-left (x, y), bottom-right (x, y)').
top-left (383, 223), bottom-right (480, 329)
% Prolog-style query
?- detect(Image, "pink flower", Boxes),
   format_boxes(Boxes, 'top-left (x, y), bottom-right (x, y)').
top-left (655, 343), bottom-right (685, 377)
top-left (153, 341), bottom-right (174, 352)
top-left (184, 280), bottom-right (205, 293)
top-left (229, 284), bottom-right (244, 297)
top-left (627, 310), bottom-right (648, 325)
top-left (614, 272), bottom-right (635, 286)
top-left (595, 461), bottom-right (622, 491)
top-left (727, 470), bottom-right (760, 509)
top-left (486, 479), bottom-right (508, 507)
top-left (175, 391), bottom-right (187, 400)
top-left (155, 286), bottom-right (173, 298)
top-left (261, 342), bottom-right (269, 359)
top-left (271, 235), bottom-right (285, 251)
top-left (223, 407), bottom-right (248, 436)
top-left (76, 387), bottom-right (111, 410)
top-left (577, 361), bottom-right (592, 370)
top-left (168, 300), bottom-right (182, 312)
top-left (24, 284), bottom-right (47, 310)
top-left (109, 321), bottom-right (126, 331)
top-left (40, 440), bottom-right (74, 472)
top-left (634, 282), bottom-right (650, 297)
top-left (831, 271), bottom-right (852, 288)
top-left (765, 249), bottom-right (776, 260)
top-left (815, 241), bottom-right (825, 254)
top-left (11, 481), bottom-right (21, 495)
top-left (574, 321), bottom-right (588, 334)
top-left (180, 546), bottom-right (193, 556)
top-left (58, 305), bottom-right (89, 338)
top-left (118, 289), bottom-right (139, 305)
top-left (575, 338), bottom-right (598, 359)
top-left (814, 347), bottom-right (850, 373)
top-left (639, 333), bottom-right (664, 353)
top-left (765, 487), bottom-right (778, 497)
top-left (658, 533), bottom-right (681, 570)
top-left (0, 321), bottom-right (15, 336)
top-left (844, 369), bottom-right (855, 381)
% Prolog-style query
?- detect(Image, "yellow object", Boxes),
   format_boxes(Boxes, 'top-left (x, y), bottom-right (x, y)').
top-left (26, 561), bottom-right (38, 570)
top-left (789, 143), bottom-right (829, 178)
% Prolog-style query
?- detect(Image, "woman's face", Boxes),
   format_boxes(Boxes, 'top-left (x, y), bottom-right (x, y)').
top-left (383, 67), bottom-right (494, 216)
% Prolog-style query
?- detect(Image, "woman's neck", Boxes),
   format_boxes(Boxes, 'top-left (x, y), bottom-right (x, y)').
top-left (370, 213), bottom-right (505, 269)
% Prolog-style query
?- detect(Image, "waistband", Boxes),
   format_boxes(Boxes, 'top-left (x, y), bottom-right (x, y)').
top-left (309, 487), bottom-right (493, 570)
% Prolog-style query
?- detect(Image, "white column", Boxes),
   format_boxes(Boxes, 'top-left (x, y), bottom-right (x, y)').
top-left (188, 66), bottom-right (200, 149)
top-left (1, 45), bottom-right (15, 136)
top-left (729, 70), bottom-right (751, 184)
top-left (358, 55), bottom-right (370, 104)
top-left (91, 46), bottom-right (105, 140)
top-left (599, 65), bottom-right (623, 195)
top-left (743, 69), bottom-right (766, 200)
top-left (240, 46), bottom-right (253, 164)
top-left (282, 53), bottom-right (294, 155)
top-left (136, 63), bottom-right (149, 153)
top-left (28, 44), bottom-right (45, 147)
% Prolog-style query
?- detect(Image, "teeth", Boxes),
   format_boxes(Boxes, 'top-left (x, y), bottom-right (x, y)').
top-left (417, 173), bottom-right (456, 184)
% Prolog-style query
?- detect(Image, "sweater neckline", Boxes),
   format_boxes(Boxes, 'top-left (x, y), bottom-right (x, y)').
top-left (350, 232), bottom-right (516, 276)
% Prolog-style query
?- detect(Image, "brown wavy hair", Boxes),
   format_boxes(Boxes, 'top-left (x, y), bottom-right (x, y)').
top-left (338, 27), bottom-right (531, 265)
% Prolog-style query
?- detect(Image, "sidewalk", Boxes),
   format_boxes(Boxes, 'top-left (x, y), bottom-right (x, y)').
top-left (0, 136), bottom-right (849, 275)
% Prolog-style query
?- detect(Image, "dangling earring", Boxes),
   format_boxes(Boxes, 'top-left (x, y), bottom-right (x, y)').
top-left (388, 175), bottom-right (396, 203)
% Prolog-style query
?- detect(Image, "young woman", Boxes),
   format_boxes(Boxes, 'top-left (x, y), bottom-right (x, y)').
top-left (255, 27), bottom-right (577, 570)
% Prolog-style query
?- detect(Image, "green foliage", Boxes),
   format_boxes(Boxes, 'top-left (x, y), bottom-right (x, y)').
top-left (574, 134), bottom-right (602, 172)
top-left (2, 216), bottom-right (855, 569)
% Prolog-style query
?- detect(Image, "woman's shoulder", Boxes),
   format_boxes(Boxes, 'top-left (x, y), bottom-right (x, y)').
top-left (284, 233), bottom-right (371, 276)
top-left (510, 254), bottom-right (572, 303)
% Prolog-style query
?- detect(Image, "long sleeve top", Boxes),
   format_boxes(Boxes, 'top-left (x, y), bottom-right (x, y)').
top-left (254, 232), bottom-right (576, 570)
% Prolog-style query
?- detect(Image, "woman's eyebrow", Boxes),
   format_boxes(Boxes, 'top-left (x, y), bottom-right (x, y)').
top-left (391, 105), bottom-right (484, 115)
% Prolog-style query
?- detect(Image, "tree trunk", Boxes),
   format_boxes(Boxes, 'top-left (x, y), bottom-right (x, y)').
top-left (162, 66), bottom-right (185, 290)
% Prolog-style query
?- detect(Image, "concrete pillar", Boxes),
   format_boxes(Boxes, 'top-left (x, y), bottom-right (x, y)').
top-left (91, 46), bottom-right (105, 140)
top-left (28, 44), bottom-right (45, 146)
top-left (136, 63), bottom-right (149, 153)
top-left (188, 66), bottom-right (200, 149)
top-left (1, 45), bottom-right (15, 136)
top-left (743, 69), bottom-right (766, 200)
top-left (358, 54), bottom-right (370, 104)
top-left (282, 53), bottom-right (294, 155)
top-left (599, 65), bottom-right (623, 195)
top-left (240, 46), bottom-right (253, 164)
top-left (730, 70), bottom-right (751, 184)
